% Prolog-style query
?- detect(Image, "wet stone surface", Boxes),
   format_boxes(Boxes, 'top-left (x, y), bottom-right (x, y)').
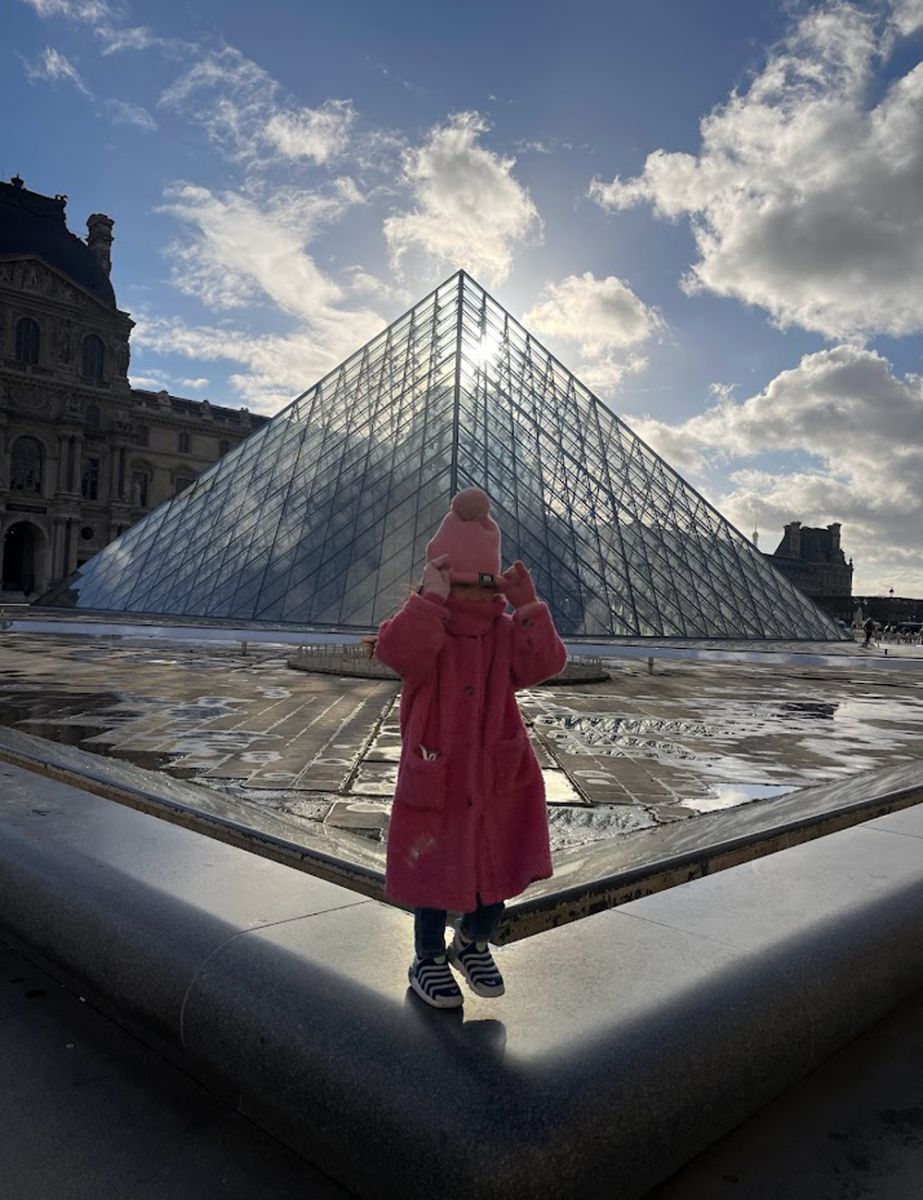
top-left (1, 633), bottom-right (923, 852)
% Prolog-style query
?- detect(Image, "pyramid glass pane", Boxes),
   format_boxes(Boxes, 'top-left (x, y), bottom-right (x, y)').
top-left (43, 271), bottom-right (846, 641)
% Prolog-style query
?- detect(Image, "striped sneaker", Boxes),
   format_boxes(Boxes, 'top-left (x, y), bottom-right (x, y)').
top-left (408, 953), bottom-right (464, 1009)
top-left (448, 931), bottom-right (505, 997)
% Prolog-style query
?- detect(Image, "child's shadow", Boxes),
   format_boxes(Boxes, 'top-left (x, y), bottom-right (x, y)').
top-left (403, 989), bottom-right (507, 1061)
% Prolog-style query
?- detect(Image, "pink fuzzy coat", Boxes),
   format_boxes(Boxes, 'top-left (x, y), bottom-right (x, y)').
top-left (375, 591), bottom-right (568, 913)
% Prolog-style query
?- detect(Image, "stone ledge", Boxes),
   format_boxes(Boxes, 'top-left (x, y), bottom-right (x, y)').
top-left (2, 723), bottom-right (921, 945)
top-left (0, 761), bottom-right (922, 1198)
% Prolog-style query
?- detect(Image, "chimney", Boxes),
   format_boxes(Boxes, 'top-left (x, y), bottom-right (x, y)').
top-left (86, 213), bottom-right (114, 276)
top-left (784, 520), bottom-right (801, 557)
top-left (827, 522), bottom-right (841, 553)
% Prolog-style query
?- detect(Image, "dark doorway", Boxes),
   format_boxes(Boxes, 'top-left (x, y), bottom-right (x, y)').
top-left (2, 523), bottom-right (39, 593)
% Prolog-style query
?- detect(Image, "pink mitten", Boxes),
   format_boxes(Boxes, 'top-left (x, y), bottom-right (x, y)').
top-left (502, 560), bottom-right (537, 609)
top-left (422, 554), bottom-right (451, 602)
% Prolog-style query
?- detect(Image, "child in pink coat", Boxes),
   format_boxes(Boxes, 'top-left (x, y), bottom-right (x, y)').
top-left (375, 488), bottom-right (567, 1009)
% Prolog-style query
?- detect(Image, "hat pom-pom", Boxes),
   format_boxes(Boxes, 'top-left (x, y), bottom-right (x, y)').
top-left (451, 487), bottom-right (490, 521)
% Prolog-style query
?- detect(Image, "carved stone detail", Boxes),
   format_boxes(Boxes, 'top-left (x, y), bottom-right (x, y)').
top-left (54, 318), bottom-right (75, 364)
top-left (1, 192), bottom-right (264, 597)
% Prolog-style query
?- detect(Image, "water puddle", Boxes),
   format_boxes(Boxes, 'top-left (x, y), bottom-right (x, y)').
top-left (2, 637), bottom-right (923, 856)
top-left (679, 783), bottom-right (794, 813)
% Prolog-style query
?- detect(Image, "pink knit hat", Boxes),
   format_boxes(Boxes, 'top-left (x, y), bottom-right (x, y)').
top-left (426, 488), bottom-right (502, 585)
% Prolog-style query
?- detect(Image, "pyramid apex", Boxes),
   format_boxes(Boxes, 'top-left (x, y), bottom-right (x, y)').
top-left (436, 266), bottom-right (470, 288)
top-left (435, 266), bottom-right (486, 290)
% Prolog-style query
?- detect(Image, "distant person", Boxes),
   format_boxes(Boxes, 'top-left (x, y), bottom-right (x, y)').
top-left (374, 488), bottom-right (567, 1009)
top-left (863, 616), bottom-right (875, 646)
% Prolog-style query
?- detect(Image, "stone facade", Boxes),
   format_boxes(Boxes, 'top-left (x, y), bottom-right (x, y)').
top-left (0, 176), bottom-right (266, 596)
top-left (766, 521), bottom-right (853, 602)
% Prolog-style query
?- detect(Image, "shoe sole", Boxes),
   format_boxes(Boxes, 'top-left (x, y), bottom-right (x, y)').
top-left (409, 972), bottom-right (464, 1009)
top-left (448, 948), bottom-right (505, 998)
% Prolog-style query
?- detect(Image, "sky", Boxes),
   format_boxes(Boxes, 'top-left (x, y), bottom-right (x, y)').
top-left (4, 0), bottom-right (923, 597)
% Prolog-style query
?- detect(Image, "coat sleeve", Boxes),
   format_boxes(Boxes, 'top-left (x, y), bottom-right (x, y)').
top-left (509, 601), bottom-right (568, 690)
top-left (375, 592), bottom-right (448, 685)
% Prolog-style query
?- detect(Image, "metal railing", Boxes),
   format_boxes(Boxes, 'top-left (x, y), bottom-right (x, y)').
top-left (288, 642), bottom-right (610, 682)
top-left (289, 641), bottom-right (397, 679)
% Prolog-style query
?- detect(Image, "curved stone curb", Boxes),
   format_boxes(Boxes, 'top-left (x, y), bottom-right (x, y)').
top-left (0, 724), bottom-right (386, 896)
top-left (3, 724), bottom-right (920, 951)
top-left (1, 761), bottom-right (922, 1199)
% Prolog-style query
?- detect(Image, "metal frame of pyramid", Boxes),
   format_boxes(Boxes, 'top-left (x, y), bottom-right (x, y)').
top-left (46, 271), bottom-right (845, 641)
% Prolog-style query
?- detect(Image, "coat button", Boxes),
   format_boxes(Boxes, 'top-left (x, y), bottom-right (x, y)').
top-left (464, 685), bottom-right (474, 695)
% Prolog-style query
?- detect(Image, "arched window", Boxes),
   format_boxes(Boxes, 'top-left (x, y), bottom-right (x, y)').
top-left (86, 403), bottom-right (101, 431)
top-left (82, 334), bottom-right (105, 380)
top-left (15, 318), bottom-right (40, 365)
top-left (178, 430), bottom-right (190, 453)
top-left (10, 436), bottom-right (43, 494)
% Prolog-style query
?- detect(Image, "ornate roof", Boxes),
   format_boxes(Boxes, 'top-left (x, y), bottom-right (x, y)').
top-left (0, 177), bottom-right (116, 308)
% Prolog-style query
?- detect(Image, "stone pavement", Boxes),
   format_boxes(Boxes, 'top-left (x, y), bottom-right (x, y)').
top-left (5, 917), bottom-right (922, 1200)
top-left (0, 939), bottom-right (350, 1200)
top-left (1, 758), bottom-right (922, 1199)
top-left (646, 986), bottom-right (923, 1199)
top-left (4, 927), bottom-right (922, 1200)
top-left (1, 632), bottom-right (923, 855)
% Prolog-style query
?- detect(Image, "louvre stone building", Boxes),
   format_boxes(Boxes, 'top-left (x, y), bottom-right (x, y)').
top-left (0, 175), bottom-right (267, 596)
top-left (767, 521), bottom-right (853, 620)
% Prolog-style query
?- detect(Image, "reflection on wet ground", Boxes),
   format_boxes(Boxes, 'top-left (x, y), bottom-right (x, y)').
top-left (1, 633), bottom-right (922, 852)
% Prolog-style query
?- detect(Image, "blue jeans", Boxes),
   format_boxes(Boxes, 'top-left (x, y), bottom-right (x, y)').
top-left (414, 897), bottom-right (506, 958)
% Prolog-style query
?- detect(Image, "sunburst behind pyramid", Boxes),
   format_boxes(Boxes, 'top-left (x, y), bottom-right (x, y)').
top-left (44, 271), bottom-right (845, 640)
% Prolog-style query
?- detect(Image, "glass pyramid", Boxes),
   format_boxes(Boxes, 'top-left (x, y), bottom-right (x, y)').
top-left (47, 271), bottom-right (845, 640)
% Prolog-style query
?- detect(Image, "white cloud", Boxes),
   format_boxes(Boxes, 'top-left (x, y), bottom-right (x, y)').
top-left (383, 111), bottom-right (542, 286)
top-left (264, 100), bottom-right (356, 164)
top-left (128, 372), bottom-right (171, 391)
top-left (20, 0), bottom-right (116, 19)
top-left (628, 345), bottom-right (923, 593)
top-left (524, 272), bottom-right (664, 356)
top-left (523, 272), bottom-right (664, 394)
top-left (23, 46), bottom-right (92, 95)
top-left (158, 182), bottom-right (363, 315)
top-left (351, 127), bottom-right (407, 175)
top-left (892, 0), bottom-right (923, 36)
top-left (590, 3), bottom-right (923, 340)
top-left (22, 0), bottom-right (190, 55)
top-left (94, 25), bottom-right (191, 56)
top-left (571, 352), bottom-right (651, 397)
top-left (128, 369), bottom-right (209, 394)
top-left (96, 25), bottom-right (156, 53)
top-left (23, 45), bottom-right (162, 132)
top-left (133, 312), bottom-right (384, 414)
top-left (160, 47), bottom-right (355, 165)
top-left (342, 265), bottom-right (409, 304)
top-left (105, 98), bottom-right (156, 130)
top-left (159, 48), bottom-right (269, 160)
top-left (141, 180), bottom-right (385, 410)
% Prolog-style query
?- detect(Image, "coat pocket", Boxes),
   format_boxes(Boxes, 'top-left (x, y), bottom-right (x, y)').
top-left (397, 751), bottom-right (449, 811)
top-left (492, 729), bottom-right (529, 792)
